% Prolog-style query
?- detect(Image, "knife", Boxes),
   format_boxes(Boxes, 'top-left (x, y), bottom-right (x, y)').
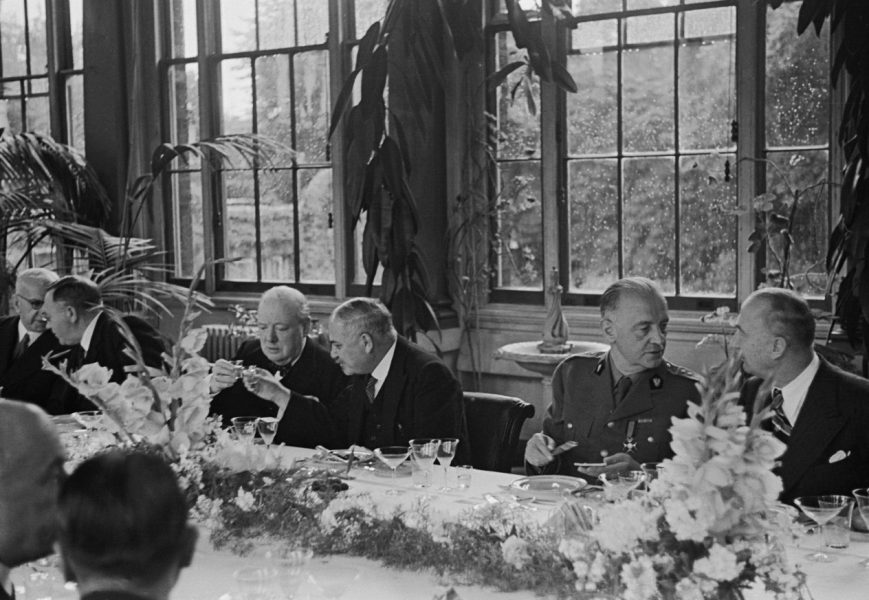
top-left (551, 440), bottom-right (578, 457)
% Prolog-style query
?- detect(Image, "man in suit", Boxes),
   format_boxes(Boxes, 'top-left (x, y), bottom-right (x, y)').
top-left (0, 268), bottom-right (68, 414)
top-left (328, 297), bottom-right (468, 456)
top-left (41, 275), bottom-right (166, 412)
top-left (209, 286), bottom-right (349, 448)
top-left (525, 277), bottom-right (701, 478)
top-left (0, 399), bottom-right (66, 600)
top-left (735, 287), bottom-right (869, 504)
top-left (57, 450), bottom-right (196, 600)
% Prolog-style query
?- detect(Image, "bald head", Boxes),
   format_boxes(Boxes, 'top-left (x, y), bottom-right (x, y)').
top-left (0, 400), bottom-right (65, 568)
top-left (255, 286), bottom-right (310, 366)
top-left (13, 268), bottom-right (59, 333)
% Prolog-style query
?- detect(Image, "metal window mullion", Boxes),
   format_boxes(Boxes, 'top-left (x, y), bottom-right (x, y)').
top-left (23, 0), bottom-right (32, 80)
top-left (289, 53), bottom-right (301, 283)
top-left (329, 0), bottom-right (348, 297)
top-left (673, 11), bottom-right (681, 295)
top-left (616, 14), bottom-right (625, 279)
top-left (540, 9), bottom-right (560, 298)
top-left (250, 55), bottom-right (263, 282)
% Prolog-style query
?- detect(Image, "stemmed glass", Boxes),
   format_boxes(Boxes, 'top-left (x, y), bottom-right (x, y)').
top-left (599, 471), bottom-right (646, 502)
top-left (307, 564), bottom-right (360, 599)
top-left (853, 489), bottom-right (869, 567)
top-left (231, 416), bottom-right (258, 445)
top-left (374, 446), bottom-right (411, 495)
top-left (437, 438), bottom-right (459, 491)
top-left (73, 410), bottom-right (103, 431)
top-left (794, 495), bottom-right (854, 562)
top-left (257, 417), bottom-right (279, 457)
top-left (409, 438), bottom-right (440, 489)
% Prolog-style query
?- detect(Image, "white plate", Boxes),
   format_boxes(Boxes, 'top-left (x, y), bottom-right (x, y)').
top-left (312, 448), bottom-right (374, 464)
top-left (509, 475), bottom-right (586, 502)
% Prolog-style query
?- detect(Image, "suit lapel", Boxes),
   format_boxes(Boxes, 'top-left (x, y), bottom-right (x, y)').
top-left (376, 338), bottom-right (408, 443)
top-left (779, 361), bottom-right (847, 496)
top-left (83, 313), bottom-right (108, 364)
top-left (609, 363), bottom-right (660, 422)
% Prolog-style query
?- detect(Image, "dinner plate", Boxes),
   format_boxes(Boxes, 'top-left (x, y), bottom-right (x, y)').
top-left (508, 475), bottom-right (586, 502)
top-left (312, 448), bottom-right (375, 465)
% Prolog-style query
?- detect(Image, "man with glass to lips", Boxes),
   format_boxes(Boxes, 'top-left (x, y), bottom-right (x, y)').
top-left (524, 277), bottom-right (700, 479)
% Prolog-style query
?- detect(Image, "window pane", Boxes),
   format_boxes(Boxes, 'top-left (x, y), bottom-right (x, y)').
top-left (167, 0), bottom-right (197, 59)
top-left (684, 6), bottom-right (734, 38)
top-left (294, 50), bottom-right (330, 164)
top-left (567, 30), bottom-right (617, 155)
top-left (765, 150), bottom-right (828, 295)
top-left (259, 0), bottom-right (295, 50)
top-left (221, 2), bottom-right (256, 53)
top-left (624, 157), bottom-right (675, 292)
top-left (299, 168), bottom-right (334, 282)
top-left (255, 54), bottom-right (293, 165)
top-left (220, 58), bottom-right (252, 134)
top-left (171, 171), bottom-right (204, 278)
top-left (64, 74), bottom-right (84, 152)
top-left (679, 21), bottom-right (735, 150)
top-left (24, 95), bottom-right (48, 132)
top-left (568, 159), bottom-right (618, 292)
top-left (223, 170), bottom-right (257, 281)
top-left (571, 18), bottom-right (617, 50)
top-left (168, 63), bottom-right (200, 149)
top-left (27, 0), bottom-right (46, 75)
top-left (627, 0), bottom-right (678, 9)
top-left (680, 154), bottom-right (736, 295)
top-left (572, 0), bottom-right (618, 16)
top-left (494, 32), bottom-right (540, 160)
top-left (259, 169), bottom-right (295, 282)
top-left (496, 161), bottom-right (542, 289)
top-left (1, 0), bottom-right (26, 77)
top-left (625, 13), bottom-right (672, 45)
top-left (0, 98), bottom-right (23, 133)
top-left (766, 2), bottom-right (829, 147)
top-left (297, 0), bottom-right (329, 46)
top-left (623, 45), bottom-right (673, 152)
top-left (355, 0), bottom-right (387, 38)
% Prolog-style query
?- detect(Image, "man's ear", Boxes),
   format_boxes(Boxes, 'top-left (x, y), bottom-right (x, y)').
top-left (65, 305), bottom-right (78, 324)
top-left (601, 318), bottom-right (616, 343)
top-left (360, 333), bottom-right (374, 354)
top-left (770, 336), bottom-right (788, 360)
top-left (179, 525), bottom-right (199, 568)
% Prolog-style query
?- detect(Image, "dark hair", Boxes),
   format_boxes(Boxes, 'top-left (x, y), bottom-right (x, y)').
top-left (46, 275), bottom-right (101, 313)
top-left (331, 297), bottom-right (395, 340)
top-left (599, 277), bottom-right (664, 317)
top-left (748, 287), bottom-right (816, 349)
top-left (57, 450), bottom-right (191, 581)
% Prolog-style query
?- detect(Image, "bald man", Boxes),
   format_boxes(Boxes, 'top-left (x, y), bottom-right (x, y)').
top-left (0, 268), bottom-right (67, 413)
top-left (209, 286), bottom-right (349, 448)
top-left (0, 399), bottom-right (66, 599)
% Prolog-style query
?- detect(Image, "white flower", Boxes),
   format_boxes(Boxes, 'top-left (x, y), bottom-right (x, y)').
top-left (73, 363), bottom-right (114, 396)
top-left (620, 554), bottom-right (657, 600)
top-left (233, 487), bottom-right (256, 512)
top-left (500, 535), bottom-right (531, 570)
top-left (180, 327), bottom-right (209, 354)
top-left (674, 577), bottom-right (705, 600)
top-left (593, 499), bottom-right (661, 553)
top-left (558, 537), bottom-right (587, 561)
top-left (587, 552), bottom-right (608, 584)
top-left (693, 544), bottom-right (742, 582)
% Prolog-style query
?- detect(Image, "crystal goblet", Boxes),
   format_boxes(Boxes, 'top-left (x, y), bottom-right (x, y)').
top-left (437, 438), bottom-right (459, 491)
top-left (409, 438), bottom-right (440, 489)
top-left (231, 416), bottom-right (258, 445)
top-left (306, 563), bottom-right (360, 599)
top-left (257, 417), bottom-right (279, 454)
top-left (794, 495), bottom-right (853, 562)
top-left (374, 446), bottom-right (411, 495)
top-left (853, 488), bottom-right (869, 567)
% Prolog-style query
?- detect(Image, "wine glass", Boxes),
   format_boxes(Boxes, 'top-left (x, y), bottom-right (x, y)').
top-left (307, 563), bottom-right (360, 599)
top-left (275, 547), bottom-right (313, 599)
top-left (599, 471), bottom-right (646, 502)
top-left (437, 438), bottom-right (459, 491)
top-left (794, 495), bottom-right (854, 562)
top-left (233, 566), bottom-right (278, 600)
top-left (853, 488), bottom-right (869, 567)
top-left (231, 416), bottom-right (258, 445)
top-left (257, 417), bottom-right (279, 455)
top-left (409, 438), bottom-right (440, 489)
top-left (72, 410), bottom-right (103, 431)
top-left (374, 446), bottom-right (411, 495)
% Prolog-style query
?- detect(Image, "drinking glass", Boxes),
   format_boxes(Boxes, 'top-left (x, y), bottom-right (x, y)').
top-left (437, 438), bottom-right (459, 491)
top-left (275, 547), bottom-right (313, 599)
top-left (853, 488), bottom-right (869, 567)
top-left (307, 564), bottom-right (360, 599)
top-left (599, 471), bottom-right (645, 502)
top-left (794, 495), bottom-right (854, 562)
top-left (640, 462), bottom-right (662, 482)
top-left (374, 446), bottom-right (411, 495)
top-left (231, 416), bottom-right (258, 445)
top-left (257, 417), bottom-right (279, 454)
top-left (72, 410), bottom-right (103, 431)
top-left (233, 566), bottom-right (278, 600)
top-left (409, 438), bottom-right (440, 489)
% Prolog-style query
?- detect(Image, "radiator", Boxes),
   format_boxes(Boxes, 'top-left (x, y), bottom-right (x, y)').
top-left (202, 325), bottom-right (252, 362)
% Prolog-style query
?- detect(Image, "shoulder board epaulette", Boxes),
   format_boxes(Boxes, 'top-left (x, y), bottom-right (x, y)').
top-left (664, 361), bottom-right (703, 382)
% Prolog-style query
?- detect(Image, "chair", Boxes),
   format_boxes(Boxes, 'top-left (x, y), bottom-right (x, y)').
top-left (463, 392), bottom-right (535, 473)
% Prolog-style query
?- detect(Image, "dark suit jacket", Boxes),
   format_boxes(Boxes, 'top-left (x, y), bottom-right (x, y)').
top-left (740, 358), bottom-right (869, 504)
top-left (532, 350), bottom-right (701, 476)
top-left (210, 338), bottom-right (350, 448)
top-left (81, 592), bottom-right (157, 600)
top-left (337, 337), bottom-right (469, 461)
top-left (0, 316), bottom-right (67, 414)
top-left (64, 313), bottom-right (167, 413)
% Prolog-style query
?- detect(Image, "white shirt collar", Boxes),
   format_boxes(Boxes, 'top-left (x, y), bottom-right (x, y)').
top-left (777, 352), bottom-right (820, 424)
top-left (370, 338), bottom-right (398, 397)
top-left (79, 313), bottom-right (101, 353)
top-left (17, 319), bottom-right (42, 343)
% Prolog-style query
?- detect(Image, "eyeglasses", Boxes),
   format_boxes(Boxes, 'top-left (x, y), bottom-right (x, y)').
top-left (15, 293), bottom-right (44, 310)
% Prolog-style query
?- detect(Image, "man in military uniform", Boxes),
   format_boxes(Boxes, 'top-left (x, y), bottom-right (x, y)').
top-left (525, 276), bottom-right (700, 478)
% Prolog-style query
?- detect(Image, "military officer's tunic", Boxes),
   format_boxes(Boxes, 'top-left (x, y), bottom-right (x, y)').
top-left (531, 350), bottom-right (701, 477)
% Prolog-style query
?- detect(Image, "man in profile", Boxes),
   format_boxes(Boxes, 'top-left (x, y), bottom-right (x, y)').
top-left (735, 287), bottom-right (869, 503)
top-left (41, 275), bottom-right (166, 412)
top-left (210, 285), bottom-right (349, 448)
top-left (0, 268), bottom-right (67, 413)
top-left (328, 297), bottom-right (468, 456)
top-left (57, 450), bottom-right (197, 600)
top-left (525, 277), bottom-right (700, 478)
top-left (0, 399), bottom-right (66, 600)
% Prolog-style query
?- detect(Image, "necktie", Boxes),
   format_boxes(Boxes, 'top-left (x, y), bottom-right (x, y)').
top-left (67, 345), bottom-right (85, 372)
top-left (12, 333), bottom-right (29, 360)
top-left (365, 375), bottom-right (377, 403)
top-left (770, 387), bottom-right (792, 442)
top-left (614, 375), bottom-right (633, 407)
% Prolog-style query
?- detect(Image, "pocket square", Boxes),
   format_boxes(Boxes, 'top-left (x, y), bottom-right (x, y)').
top-left (828, 450), bottom-right (851, 464)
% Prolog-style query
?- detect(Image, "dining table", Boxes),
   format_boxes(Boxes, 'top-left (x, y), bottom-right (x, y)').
top-left (14, 444), bottom-right (869, 599)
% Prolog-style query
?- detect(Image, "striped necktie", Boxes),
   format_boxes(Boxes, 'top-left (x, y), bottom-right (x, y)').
top-left (365, 375), bottom-right (377, 403)
top-left (770, 387), bottom-right (792, 442)
top-left (12, 333), bottom-right (29, 360)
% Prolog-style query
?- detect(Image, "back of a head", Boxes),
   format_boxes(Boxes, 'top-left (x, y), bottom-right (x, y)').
top-left (331, 297), bottom-right (395, 340)
top-left (599, 276), bottom-right (664, 317)
top-left (47, 275), bottom-right (101, 313)
top-left (748, 287), bottom-right (816, 350)
top-left (57, 450), bottom-right (193, 584)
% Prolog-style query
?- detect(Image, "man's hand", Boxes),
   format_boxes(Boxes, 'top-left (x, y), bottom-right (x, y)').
top-left (210, 359), bottom-right (242, 394)
top-left (524, 432), bottom-right (557, 467)
top-left (580, 452), bottom-right (641, 478)
top-left (241, 367), bottom-right (291, 418)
